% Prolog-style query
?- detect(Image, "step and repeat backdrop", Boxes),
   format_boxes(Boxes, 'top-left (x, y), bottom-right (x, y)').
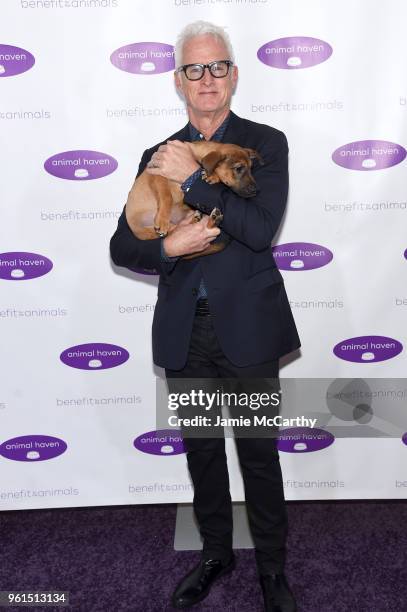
top-left (1, 0), bottom-right (406, 511)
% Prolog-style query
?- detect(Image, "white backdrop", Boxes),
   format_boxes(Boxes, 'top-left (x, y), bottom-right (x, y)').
top-left (1, 0), bottom-right (406, 511)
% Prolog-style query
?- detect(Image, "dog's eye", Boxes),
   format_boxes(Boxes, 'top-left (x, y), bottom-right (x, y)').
top-left (234, 165), bottom-right (245, 174)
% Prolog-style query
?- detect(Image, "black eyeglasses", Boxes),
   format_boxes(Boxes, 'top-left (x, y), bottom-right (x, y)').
top-left (176, 60), bottom-right (234, 81)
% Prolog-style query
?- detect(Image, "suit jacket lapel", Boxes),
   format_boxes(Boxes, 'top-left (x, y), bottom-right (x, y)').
top-left (223, 111), bottom-right (247, 145)
top-left (173, 123), bottom-right (191, 142)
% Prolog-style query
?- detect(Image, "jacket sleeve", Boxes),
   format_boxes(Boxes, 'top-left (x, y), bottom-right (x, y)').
top-left (109, 150), bottom-right (175, 273)
top-left (182, 131), bottom-right (289, 252)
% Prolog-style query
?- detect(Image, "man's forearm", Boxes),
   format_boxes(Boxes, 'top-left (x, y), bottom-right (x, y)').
top-left (110, 208), bottom-right (164, 271)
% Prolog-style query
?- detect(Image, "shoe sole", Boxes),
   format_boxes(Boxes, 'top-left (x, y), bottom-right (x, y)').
top-left (171, 558), bottom-right (236, 609)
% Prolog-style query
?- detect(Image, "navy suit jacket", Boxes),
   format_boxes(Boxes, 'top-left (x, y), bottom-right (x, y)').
top-left (110, 111), bottom-right (301, 369)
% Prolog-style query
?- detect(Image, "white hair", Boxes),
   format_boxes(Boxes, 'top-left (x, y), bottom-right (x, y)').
top-left (174, 20), bottom-right (235, 68)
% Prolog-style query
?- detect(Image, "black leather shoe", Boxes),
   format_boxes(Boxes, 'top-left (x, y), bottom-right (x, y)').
top-left (260, 573), bottom-right (297, 612)
top-left (171, 554), bottom-right (235, 609)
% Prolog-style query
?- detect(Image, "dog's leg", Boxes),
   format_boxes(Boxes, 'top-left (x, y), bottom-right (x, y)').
top-left (199, 149), bottom-right (225, 185)
top-left (151, 176), bottom-right (175, 237)
top-left (207, 207), bottom-right (223, 228)
top-left (202, 170), bottom-right (221, 185)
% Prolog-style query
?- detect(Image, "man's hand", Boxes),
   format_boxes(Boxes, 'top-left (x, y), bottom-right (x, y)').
top-left (146, 140), bottom-right (200, 184)
top-left (163, 212), bottom-right (220, 257)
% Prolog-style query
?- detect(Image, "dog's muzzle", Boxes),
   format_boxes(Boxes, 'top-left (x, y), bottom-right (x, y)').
top-left (235, 184), bottom-right (257, 198)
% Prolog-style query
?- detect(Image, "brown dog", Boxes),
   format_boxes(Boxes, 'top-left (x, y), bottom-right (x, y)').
top-left (124, 141), bottom-right (261, 258)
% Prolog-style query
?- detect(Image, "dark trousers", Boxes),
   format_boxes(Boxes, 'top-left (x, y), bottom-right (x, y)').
top-left (165, 311), bottom-right (287, 574)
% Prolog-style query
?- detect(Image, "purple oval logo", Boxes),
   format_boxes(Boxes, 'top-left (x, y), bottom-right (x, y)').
top-left (60, 343), bottom-right (129, 370)
top-left (0, 252), bottom-right (53, 280)
top-left (0, 44), bottom-right (35, 77)
top-left (332, 140), bottom-right (406, 171)
top-left (44, 150), bottom-right (118, 181)
top-left (133, 429), bottom-right (185, 456)
top-left (257, 37), bottom-right (332, 70)
top-left (0, 435), bottom-right (67, 462)
top-left (272, 242), bottom-right (333, 271)
top-left (403, 248), bottom-right (407, 260)
top-left (277, 427), bottom-right (335, 453)
top-left (333, 336), bottom-right (403, 363)
top-left (402, 432), bottom-right (407, 446)
top-left (110, 42), bottom-right (174, 75)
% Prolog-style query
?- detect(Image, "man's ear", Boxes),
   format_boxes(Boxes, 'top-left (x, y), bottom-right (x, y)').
top-left (174, 71), bottom-right (184, 97)
top-left (245, 148), bottom-right (264, 165)
top-left (201, 151), bottom-right (227, 175)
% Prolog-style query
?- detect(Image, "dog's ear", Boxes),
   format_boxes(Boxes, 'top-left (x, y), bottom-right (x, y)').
top-left (201, 151), bottom-right (227, 176)
top-left (244, 148), bottom-right (264, 165)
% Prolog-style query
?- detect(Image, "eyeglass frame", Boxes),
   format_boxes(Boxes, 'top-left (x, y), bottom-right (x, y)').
top-left (175, 59), bottom-right (234, 81)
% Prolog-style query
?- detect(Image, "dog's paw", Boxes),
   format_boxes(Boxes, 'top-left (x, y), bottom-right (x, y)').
top-left (204, 173), bottom-right (221, 185)
top-left (153, 214), bottom-right (171, 237)
top-left (208, 207), bottom-right (223, 227)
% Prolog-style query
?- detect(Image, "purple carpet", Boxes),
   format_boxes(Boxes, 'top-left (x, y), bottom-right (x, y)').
top-left (1, 501), bottom-right (406, 611)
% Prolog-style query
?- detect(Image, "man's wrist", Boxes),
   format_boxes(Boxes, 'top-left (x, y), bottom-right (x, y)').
top-left (181, 167), bottom-right (202, 193)
top-left (161, 237), bottom-right (179, 261)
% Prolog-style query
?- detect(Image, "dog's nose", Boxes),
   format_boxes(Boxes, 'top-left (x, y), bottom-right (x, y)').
top-left (244, 185), bottom-right (257, 197)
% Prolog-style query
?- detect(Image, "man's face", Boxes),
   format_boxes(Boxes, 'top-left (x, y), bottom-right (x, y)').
top-left (174, 34), bottom-right (238, 116)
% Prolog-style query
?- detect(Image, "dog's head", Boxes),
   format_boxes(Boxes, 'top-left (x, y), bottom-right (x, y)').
top-left (201, 146), bottom-right (262, 198)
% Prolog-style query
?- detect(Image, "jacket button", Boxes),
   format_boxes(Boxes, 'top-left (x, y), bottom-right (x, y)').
top-left (192, 288), bottom-right (198, 296)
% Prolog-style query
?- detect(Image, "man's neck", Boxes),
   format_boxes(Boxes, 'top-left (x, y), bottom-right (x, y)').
top-left (188, 108), bottom-right (231, 141)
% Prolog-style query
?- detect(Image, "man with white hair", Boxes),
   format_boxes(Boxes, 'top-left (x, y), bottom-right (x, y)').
top-left (110, 21), bottom-right (300, 611)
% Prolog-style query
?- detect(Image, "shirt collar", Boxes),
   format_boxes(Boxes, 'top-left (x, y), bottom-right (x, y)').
top-left (188, 113), bottom-right (230, 142)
